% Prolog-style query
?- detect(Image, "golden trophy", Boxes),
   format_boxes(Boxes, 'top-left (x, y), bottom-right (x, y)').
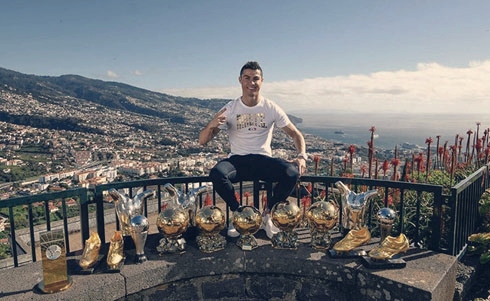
top-left (195, 205), bottom-right (226, 253)
top-left (377, 207), bottom-right (396, 244)
top-left (130, 214), bottom-right (149, 264)
top-left (331, 181), bottom-right (377, 257)
top-left (78, 231), bottom-right (103, 273)
top-left (37, 229), bottom-right (72, 294)
top-left (306, 200), bottom-right (339, 250)
top-left (156, 201), bottom-right (189, 254)
top-left (106, 230), bottom-right (125, 271)
top-left (363, 208), bottom-right (409, 269)
top-left (270, 200), bottom-right (302, 250)
top-left (233, 206), bottom-right (262, 251)
top-left (156, 183), bottom-right (209, 254)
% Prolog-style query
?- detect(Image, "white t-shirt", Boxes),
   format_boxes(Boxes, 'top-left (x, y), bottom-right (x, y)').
top-left (220, 97), bottom-right (291, 157)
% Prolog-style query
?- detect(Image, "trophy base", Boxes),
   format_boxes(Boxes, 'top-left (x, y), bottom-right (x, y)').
top-left (76, 254), bottom-right (104, 274)
top-left (196, 234), bottom-right (226, 253)
top-left (156, 237), bottom-right (186, 254)
top-left (329, 249), bottom-right (367, 258)
top-left (310, 231), bottom-right (332, 250)
top-left (271, 231), bottom-right (299, 250)
top-left (36, 276), bottom-right (73, 294)
top-left (236, 234), bottom-right (258, 251)
top-left (361, 256), bottom-right (406, 269)
top-left (106, 257), bottom-right (125, 272)
top-left (134, 254), bottom-right (147, 264)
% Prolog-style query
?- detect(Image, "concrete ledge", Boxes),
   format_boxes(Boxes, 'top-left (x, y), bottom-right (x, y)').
top-left (0, 229), bottom-right (457, 301)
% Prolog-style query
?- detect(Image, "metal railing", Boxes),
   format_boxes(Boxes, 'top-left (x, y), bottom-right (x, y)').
top-left (0, 168), bottom-right (487, 268)
top-left (447, 164), bottom-right (489, 257)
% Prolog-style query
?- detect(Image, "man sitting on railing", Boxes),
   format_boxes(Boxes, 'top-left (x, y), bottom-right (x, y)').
top-left (198, 61), bottom-right (307, 239)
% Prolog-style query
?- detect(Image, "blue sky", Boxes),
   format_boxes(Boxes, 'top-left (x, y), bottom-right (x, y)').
top-left (1, 1), bottom-right (490, 116)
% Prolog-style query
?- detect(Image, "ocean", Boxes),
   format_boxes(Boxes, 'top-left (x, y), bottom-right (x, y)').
top-left (295, 113), bottom-right (489, 150)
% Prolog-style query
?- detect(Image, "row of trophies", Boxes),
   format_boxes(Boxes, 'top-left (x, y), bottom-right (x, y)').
top-left (77, 181), bottom-right (410, 272)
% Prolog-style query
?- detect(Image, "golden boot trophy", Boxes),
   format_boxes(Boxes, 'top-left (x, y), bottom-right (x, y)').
top-left (79, 231), bottom-right (102, 272)
top-left (106, 230), bottom-right (125, 271)
top-left (331, 181), bottom-right (377, 257)
top-left (363, 207), bottom-right (409, 269)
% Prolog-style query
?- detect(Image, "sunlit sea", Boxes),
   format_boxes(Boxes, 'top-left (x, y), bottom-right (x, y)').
top-left (295, 113), bottom-right (489, 150)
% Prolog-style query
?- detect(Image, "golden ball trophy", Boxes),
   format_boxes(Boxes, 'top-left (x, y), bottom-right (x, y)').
top-left (306, 200), bottom-right (339, 250)
top-left (233, 206), bottom-right (262, 251)
top-left (156, 201), bottom-right (190, 254)
top-left (195, 205), bottom-right (227, 253)
top-left (270, 200), bottom-right (302, 250)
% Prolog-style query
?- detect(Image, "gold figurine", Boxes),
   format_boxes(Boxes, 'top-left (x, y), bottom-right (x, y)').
top-left (79, 231), bottom-right (101, 270)
top-left (332, 227), bottom-right (371, 253)
top-left (107, 231), bottom-right (124, 270)
top-left (368, 233), bottom-right (409, 260)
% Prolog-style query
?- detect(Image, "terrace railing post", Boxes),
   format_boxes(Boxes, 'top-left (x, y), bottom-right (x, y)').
top-left (79, 188), bottom-right (90, 245)
top-left (429, 187), bottom-right (444, 252)
top-left (8, 206), bottom-right (18, 267)
top-left (94, 188), bottom-right (106, 244)
top-left (253, 180), bottom-right (260, 209)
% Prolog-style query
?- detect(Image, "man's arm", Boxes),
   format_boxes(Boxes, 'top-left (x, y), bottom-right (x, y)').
top-left (282, 123), bottom-right (307, 175)
top-left (198, 108), bottom-right (227, 145)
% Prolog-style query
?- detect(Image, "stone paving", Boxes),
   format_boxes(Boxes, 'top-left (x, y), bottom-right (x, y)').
top-left (0, 227), bottom-right (457, 301)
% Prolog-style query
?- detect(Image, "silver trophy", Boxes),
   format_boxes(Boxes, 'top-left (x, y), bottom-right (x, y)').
top-left (130, 214), bottom-right (149, 264)
top-left (377, 207), bottom-right (396, 244)
top-left (108, 188), bottom-right (154, 236)
top-left (335, 181), bottom-right (378, 232)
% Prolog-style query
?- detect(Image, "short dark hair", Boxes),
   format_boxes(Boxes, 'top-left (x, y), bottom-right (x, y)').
top-left (240, 61), bottom-right (263, 77)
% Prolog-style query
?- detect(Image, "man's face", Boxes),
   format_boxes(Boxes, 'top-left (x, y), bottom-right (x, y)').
top-left (239, 69), bottom-right (263, 98)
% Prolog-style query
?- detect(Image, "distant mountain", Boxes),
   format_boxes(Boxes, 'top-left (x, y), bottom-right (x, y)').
top-left (0, 67), bottom-right (227, 124)
top-left (0, 67), bottom-right (301, 135)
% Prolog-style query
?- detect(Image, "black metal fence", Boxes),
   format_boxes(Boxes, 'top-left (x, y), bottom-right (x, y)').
top-left (1, 165), bottom-right (488, 268)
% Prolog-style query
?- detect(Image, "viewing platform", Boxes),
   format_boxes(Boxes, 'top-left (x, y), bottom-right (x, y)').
top-left (0, 228), bottom-right (457, 301)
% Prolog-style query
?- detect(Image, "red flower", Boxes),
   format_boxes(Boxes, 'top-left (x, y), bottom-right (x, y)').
top-left (307, 182), bottom-right (313, 194)
top-left (261, 191), bottom-right (267, 209)
top-left (204, 193), bottom-right (212, 206)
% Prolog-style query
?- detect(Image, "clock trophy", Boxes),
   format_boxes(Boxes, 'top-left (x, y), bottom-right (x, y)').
top-left (36, 229), bottom-right (73, 294)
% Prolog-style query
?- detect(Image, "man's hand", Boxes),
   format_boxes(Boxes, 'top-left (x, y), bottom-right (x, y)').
top-left (212, 107), bottom-right (227, 129)
top-left (199, 108), bottom-right (227, 145)
top-left (294, 157), bottom-right (307, 176)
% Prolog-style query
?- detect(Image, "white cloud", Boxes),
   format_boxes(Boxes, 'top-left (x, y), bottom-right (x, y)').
top-left (133, 70), bottom-right (143, 76)
top-left (106, 70), bottom-right (119, 78)
top-left (163, 60), bottom-right (490, 114)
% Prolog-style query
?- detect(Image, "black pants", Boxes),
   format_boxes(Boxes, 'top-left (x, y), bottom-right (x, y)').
top-left (209, 154), bottom-right (299, 211)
